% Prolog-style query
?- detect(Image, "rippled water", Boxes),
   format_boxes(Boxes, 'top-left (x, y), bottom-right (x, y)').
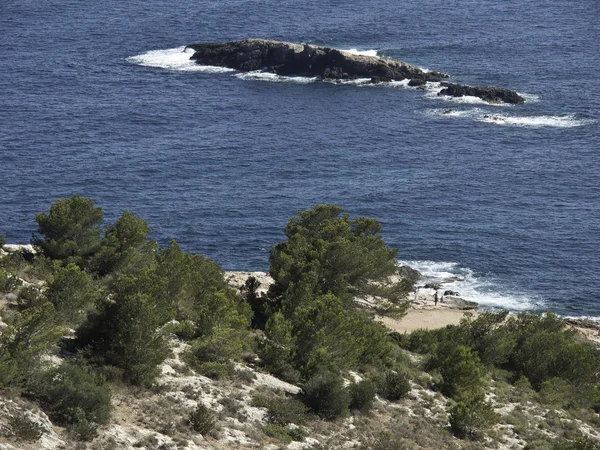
top-left (1, 0), bottom-right (599, 317)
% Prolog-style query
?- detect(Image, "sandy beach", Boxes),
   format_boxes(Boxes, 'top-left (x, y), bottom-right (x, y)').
top-left (378, 308), bottom-right (477, 333)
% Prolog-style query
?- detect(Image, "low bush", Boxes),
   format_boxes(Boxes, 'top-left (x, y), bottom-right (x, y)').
top-left (378, 371), bottom-right (411, 401)
top-left (16, 285), bottom-right (44, 309)
top-left (162, 320), bottom-right (196, 341)
top-left (302, 372), bottom-right (350, 420)
top-left (30, 363), bottom-right (112, 426)
top-left (189, 403), bottom-right (215, 435)
top-left (0, 268), bottom-right (22, 293)
top-left (196, 361), bottom-right (232, 380)
top-left (350, 379), bottom-right (377, 412)
top-left (262, 424), bottom-right (307, 443)
top-left (448, 392), bottom-right (498, 439)
top-left (266, 397), bottom-right (310, 426)
top-left (252, 391), bottom-right (310, 425)
top-left (8, 413), bottom-right (45, 442)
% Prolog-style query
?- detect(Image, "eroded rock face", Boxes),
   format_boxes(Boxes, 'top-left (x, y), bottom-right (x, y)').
top-left (186, 38), bottom-right (447, 83)
top-left (438, 82), bottom-right (525, 104)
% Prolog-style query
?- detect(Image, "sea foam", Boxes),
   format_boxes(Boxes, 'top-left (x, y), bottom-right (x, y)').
top-left (128, 46), bottom-right (235, 73)
top-left (428, 108), bottom-right (596, 128)
top-left (342, 48), bottom-right (379, 57)
top-left (400, 259), bottom-right (543, 312)
top-left (478, 114), bottom-right (596, 128)
top-left (234, 71), bottom-right (318, 83)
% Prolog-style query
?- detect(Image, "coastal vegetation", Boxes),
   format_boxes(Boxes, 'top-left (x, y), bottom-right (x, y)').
top-left (0, 195), bottom-right (599, 449)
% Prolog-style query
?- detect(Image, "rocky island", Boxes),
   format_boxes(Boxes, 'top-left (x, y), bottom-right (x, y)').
top-left (185, 39), bottom-right (526, 104)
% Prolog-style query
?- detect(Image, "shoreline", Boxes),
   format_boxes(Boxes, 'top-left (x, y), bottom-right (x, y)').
top-left (224, 270), bottom-right (480, 332)
top-left (223, 271), bottom-right (600, 346)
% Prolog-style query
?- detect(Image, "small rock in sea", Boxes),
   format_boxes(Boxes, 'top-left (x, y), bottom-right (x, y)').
top-left (444, 290), bottom-right (459, 296)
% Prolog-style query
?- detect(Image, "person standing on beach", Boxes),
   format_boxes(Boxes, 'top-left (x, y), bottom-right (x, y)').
top-left (434, 289), bottom-right (439, 306)
top-left (414, 286), bottom-right (419, 303)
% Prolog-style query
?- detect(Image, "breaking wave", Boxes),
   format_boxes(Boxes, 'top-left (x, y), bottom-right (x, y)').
top-left (128, 46), bottom-right (235, 73)
top-left (399, 260), bottom-right (544, 312)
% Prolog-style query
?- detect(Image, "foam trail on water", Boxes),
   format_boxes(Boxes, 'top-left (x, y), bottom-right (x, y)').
top-left (128, 46), bottom-right (235, 73)
top-left (235, 71), bottom-right (318, 83)
top-left (399, 260), bottom-right (544, 311)
top-left (427, 108), bottom-right (596, 128)
top-left (478, 114), bottom-right (596, 128)
top-left (342, 48), bottom-right (378, 57)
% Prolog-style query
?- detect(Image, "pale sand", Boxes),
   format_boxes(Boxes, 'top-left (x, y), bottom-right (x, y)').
top-left (378, 308), bottom-right (477, 333)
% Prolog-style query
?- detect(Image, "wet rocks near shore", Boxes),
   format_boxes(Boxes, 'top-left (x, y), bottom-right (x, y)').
top-left (185, 39), bottom-right (524, 104)
top-left (438, 82), bottom-right (525, 104)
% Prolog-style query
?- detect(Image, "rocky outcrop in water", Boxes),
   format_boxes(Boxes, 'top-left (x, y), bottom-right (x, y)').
top-left (185, 39), bottom-right (526, 104)
top-left (438, 82), bottom-right (525, 104)
top-left (186, 39), bottom-right (446, 82)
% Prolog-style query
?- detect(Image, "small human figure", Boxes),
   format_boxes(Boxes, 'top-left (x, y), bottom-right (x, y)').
top-left (434, 289), bottom-right (439, 306)
top-left (414, 286), bottom-right (420, 303)
top-left (440, 295), bottom-right (444, 303)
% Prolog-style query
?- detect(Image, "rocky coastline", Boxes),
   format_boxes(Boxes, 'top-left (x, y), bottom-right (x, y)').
top-left (185, 38), bottom-right (526, 104)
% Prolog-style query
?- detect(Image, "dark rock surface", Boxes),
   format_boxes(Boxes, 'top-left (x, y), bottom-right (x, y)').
top-left (438, 82), bottom-right (525, 104)
top-left (186, 39), bottom-right (447, 83)
top-left (186, 39), bottom-right (525, 105)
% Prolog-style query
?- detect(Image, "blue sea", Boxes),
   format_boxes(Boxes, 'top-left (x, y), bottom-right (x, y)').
top-left (1, 0), bottom-right (598, 318)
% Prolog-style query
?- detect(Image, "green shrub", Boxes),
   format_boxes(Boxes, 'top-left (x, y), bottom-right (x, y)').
top-left (69, 414), bottom-right (99, 441)
top-left (552, 435), bottom-right (600, 450)
top-left (0, 268), bottom-right (22, 293)
top-left (265, 397), bottom-right (310, 426)
top-left (30, 363), bottom-right (112, 426)
top-left (378, 371), bottom-right (411, 401)
top-left (262, 424), bottom-right (307, 443)
top-left (162, 320), bottom-right (196, 341)
top-left (16, 285), bottom-right (45, 309)
top-left (76, 291), bottom-right (171, 387)
top-left (512, 330), bottom-right (599, 389)
top-left (34, 195), bottom-right (104, 266)
top-left (448, 391), bottom-right (498, 439)
top-left (350, 379), bottom-right (377, 412)
top-left (0, 234), bottom-right (6, 248)
top-left (8, 413), bottom-right (45, 442)
top-left (196, 361), bottom-right (232, 380)
top-left (302, 372), bottom-right (350, 420)
top-left (538, 377), bottom-right (575, 407)
top-left (189, 403), bottom-right (215, 435)
top-left (400, 328), bottom-right (446, 354)
top-left (428, 342), bottom-right (486, 399)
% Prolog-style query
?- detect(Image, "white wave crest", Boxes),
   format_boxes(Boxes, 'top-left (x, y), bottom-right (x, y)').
top-left (342, 48), bottom-right (378, 57)
top-left (478, 114), bottom-right (596, 128)
top-left (426, 107), bottom-right (485, 119)
top-left (427, 108), bottom-right (596, 128)
top-left (328, 77), bottom-right (373, 86)
top-left (234, 71), bottom-right (318, 83)
top-left (399, 259), bottom-right (543, 312)
top-left (128, 46), bottom-right (235, 73)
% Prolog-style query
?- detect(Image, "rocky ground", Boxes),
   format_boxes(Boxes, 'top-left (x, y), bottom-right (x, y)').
top-left (1, 251), bottom-right (600, 449)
